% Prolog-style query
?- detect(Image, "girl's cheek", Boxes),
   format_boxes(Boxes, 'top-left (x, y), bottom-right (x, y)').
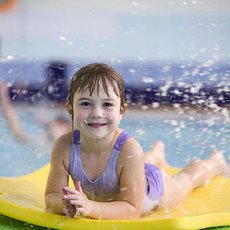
top-left (74, 110), bottom-right (87, 121)
top-left (73, 112), bottom-right (86, 129)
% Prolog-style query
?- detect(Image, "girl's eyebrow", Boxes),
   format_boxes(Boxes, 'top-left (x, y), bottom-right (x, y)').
top-left (77, 97), bottom-right (91, 101)
top-left (77, 96), bottom-right (116, 101)
top-left (103, 98), bottom-right (116, 102)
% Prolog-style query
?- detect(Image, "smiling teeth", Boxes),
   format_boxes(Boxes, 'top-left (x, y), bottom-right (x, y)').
top-left (83, 120), bottom-right (88, 125)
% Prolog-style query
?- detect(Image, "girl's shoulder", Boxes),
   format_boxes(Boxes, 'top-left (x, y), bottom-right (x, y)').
top-left (117, 128), bottom-right (141, 150)
top-left (54, 131), bottom-right (72, 147)
top-left (118, 129), bottom-right (143, 161)
top-left (51, 131), bottom-right (72, 157)
top-left (123, 136), bottom-right (142, 153)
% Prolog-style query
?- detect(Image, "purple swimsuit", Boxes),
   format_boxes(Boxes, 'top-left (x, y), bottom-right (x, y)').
top-left (68, 129), bottom-right (164, 212)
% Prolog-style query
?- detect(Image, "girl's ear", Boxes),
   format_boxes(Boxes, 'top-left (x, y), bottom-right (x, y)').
top-left (66, 104), bottom-right (73, 120)
top-left (120, 103), bottom-right (128, 114)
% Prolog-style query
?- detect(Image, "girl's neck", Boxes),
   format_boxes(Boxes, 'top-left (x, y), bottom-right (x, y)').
top-left (80, 130), bottom-right (118, 155)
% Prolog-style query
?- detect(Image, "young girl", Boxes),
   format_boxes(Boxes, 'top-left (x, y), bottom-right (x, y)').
top-left (45, 63), bottom-right (230, 220)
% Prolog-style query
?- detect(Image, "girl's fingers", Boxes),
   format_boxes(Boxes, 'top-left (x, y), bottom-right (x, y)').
top-left (63, 207), bottom-right (73, 218)
top-left (62, 187), bottom-right (68, 195)
top-left (62, 184), bottom-right (87, 217)
top-left (63, 193), bottom-right (80, 200)
top-left (70, 199), bottom-right (82, 206)
top-left (63, 186), bottom-right (78, 194)
top-left (75, 181), bottom-right (83, 193)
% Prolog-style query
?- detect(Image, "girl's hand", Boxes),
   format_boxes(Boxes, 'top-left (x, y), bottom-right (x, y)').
top-left (62, 188), bottom-right (76, 218)
top-left (62, 181), bottom-right (92, 217)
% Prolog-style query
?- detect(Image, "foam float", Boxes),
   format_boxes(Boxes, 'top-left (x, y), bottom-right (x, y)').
top-left (0, 164), bottom-right (229, 230)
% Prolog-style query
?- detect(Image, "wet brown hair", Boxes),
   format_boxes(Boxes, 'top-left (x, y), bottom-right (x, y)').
top-left (67, 63), bottom-right (126, 115)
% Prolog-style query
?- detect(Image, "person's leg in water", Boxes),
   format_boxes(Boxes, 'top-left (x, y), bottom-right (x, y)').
top-left (158, 151), bottom-right (230, 210)
top-left (143, 141), bottom-right (170, 168)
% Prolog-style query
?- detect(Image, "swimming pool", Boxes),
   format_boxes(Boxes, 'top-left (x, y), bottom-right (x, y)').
top-left (0, 104), bottom-right (229, 177)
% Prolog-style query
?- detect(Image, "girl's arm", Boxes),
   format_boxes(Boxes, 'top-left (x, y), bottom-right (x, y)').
top-left (63, 138), bottom-right (145, 220)
top-left (45, 134), bottom-right (71, 215)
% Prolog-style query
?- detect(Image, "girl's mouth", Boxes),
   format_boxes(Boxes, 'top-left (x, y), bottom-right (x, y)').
top-left (87, 123), bottom-right (107, 128)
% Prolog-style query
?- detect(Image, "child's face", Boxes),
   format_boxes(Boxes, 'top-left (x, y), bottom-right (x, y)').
top-left (72, 81), bottom-right (124, 140)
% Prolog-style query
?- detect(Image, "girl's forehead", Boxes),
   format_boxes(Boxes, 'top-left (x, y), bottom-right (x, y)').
top-left (74, 84), bottom-right (119, 99)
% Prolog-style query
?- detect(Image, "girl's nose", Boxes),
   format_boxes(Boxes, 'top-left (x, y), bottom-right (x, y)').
top-left (90, 106), bottom-right (102, 118)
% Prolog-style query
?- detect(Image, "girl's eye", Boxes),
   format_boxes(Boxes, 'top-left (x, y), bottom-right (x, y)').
top-left (103, 102), bottom-right (113, 107)
top-left (80, 101), bottom-right (91, 107)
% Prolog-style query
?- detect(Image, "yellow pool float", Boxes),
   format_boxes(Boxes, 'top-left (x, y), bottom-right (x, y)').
top-left (0, 164), bottom-right (229, 230)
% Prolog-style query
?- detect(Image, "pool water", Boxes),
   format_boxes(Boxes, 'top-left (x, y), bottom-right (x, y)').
top-left (0, 104), bottom-right (229, 177)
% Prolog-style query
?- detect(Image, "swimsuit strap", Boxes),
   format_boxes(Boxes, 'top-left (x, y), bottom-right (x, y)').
top-left (113, 131), bottom-right (130, 152)
top-left (73, 129), bottom-right (80, 145)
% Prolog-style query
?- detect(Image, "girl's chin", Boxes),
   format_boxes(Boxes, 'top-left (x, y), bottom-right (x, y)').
top-left (82, 127), bottom-right (115, 139)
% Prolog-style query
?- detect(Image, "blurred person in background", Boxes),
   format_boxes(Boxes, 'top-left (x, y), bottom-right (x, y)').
top-left (0, 82), bottom-right (71, 145)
